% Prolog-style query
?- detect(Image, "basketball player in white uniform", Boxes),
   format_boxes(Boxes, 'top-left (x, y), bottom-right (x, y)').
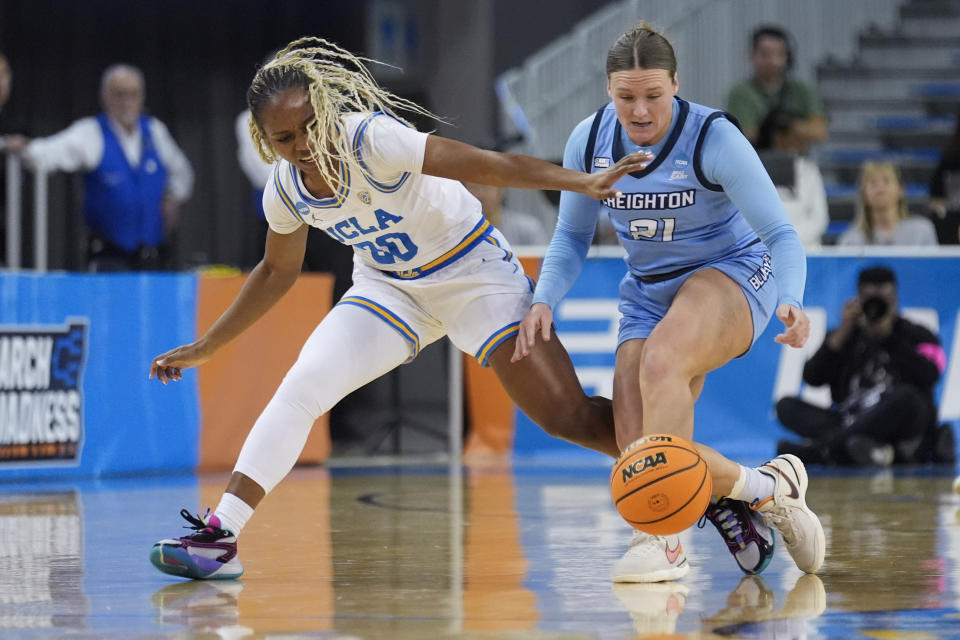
top-left (147, 38), bottom-right (651, 579)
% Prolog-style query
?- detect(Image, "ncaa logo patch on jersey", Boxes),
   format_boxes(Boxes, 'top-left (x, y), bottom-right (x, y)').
top-left (673, 156), bottom-right (690, 169)
top-left (295, 202), bottom-right (310, 219)
top-left (594, 157), bottom-right (611, 168)
top-left (357, 190), bottom-right (372, 206)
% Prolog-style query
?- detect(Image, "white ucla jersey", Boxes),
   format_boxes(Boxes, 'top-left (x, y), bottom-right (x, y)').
top-left (263, 112), bottom-right (489, 278)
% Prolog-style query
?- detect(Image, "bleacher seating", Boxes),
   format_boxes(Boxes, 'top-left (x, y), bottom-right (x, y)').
top-left (817, 0), bottom-right (960, 241)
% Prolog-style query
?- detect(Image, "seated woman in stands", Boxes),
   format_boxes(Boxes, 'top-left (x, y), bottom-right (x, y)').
top-left (838, 162), bottom-right (937, 246)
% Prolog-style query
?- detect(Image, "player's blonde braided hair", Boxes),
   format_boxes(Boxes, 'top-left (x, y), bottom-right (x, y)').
top-left (246, 36), bottom-right (441, 192)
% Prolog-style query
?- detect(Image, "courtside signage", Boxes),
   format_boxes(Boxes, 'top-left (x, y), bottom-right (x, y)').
top-left (0, 319), bottom-right (88, 466)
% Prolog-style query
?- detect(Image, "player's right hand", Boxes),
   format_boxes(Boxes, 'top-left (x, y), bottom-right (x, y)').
top-left (149, 342), bottom-right (213, 384)
top-left (511, 303), bottom-right (554, 362)
top-left (584, 151), bottom-right (652, 200)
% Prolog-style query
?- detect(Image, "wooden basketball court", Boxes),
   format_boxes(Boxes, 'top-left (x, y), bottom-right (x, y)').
top-left (1, 460), bottom-right (958, 638)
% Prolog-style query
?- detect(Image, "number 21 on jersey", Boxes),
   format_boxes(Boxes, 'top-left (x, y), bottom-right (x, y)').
top-left (629, 217), bottom-right (676, 242)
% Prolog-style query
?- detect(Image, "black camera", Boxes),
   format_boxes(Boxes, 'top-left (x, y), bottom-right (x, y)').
top-left (861, 295), bottom-right (889, 322)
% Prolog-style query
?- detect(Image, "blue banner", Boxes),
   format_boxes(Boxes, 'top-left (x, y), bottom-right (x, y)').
top-left (0, 273), bottom-right (199, 479)
top-left (514, 254), bottom-right (960, 462)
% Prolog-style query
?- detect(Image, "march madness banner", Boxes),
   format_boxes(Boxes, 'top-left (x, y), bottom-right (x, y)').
top-left (0, 320), bottom-right (88, 464)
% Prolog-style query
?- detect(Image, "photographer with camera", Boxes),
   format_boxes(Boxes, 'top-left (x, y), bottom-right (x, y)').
top-left (775, 266), bottom-right (950, 466)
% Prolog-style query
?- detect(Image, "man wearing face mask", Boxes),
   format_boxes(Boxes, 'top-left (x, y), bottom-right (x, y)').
top-left (775, 266), bottom-right (950, 465)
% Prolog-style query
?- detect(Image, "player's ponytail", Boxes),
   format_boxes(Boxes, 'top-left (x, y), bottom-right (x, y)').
top-left (246, 37), bottom-right (441, 192)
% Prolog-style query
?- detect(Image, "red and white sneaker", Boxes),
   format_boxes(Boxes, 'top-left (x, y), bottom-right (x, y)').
top-left (612, 530), bottom-right (689, 583)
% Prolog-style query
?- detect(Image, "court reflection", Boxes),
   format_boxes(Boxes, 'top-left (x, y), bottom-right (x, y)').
top-left (0, 491), bottom-right (87, 633)
top-left (612, 581), bottom-right (689, 637)
top-left (810, 472), bottom-right (955, 614)
top-left (138, 463), bottom-right (960, 638)
top-left (698, 574), bottom-right (825, 638)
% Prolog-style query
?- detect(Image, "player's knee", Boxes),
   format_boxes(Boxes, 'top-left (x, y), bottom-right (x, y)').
top-left (273, 367), bottom-right (331, 420)
top-left (539, 411), bottom-right (585, 441)
top-left (637, 343), bottom-right (686, 390)
top-left (537, 397), bottom-right (605, 441)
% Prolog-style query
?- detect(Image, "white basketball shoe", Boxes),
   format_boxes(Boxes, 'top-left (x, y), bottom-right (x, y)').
top-left (752, 454), bottom-right (825, 574)
top-left (612, 530), bottom-right (689, 583)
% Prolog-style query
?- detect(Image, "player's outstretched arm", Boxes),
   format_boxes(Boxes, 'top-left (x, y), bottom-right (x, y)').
top-left (149, 226), bottom-right (308, 384)
top-left (421, 135), bottom-right (651, 199)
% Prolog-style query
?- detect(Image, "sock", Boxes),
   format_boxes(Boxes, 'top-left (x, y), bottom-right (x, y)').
top-left (727, 465), bottom-right (776, 507)
top-left (212, 492), bottom-right (255, 537)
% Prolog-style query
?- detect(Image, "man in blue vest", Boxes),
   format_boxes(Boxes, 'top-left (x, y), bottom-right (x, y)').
top-left (21, 64), bottom-right (193, 271)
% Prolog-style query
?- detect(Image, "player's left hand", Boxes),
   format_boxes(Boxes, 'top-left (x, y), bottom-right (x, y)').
top-left (584, 151), bottom-right (653, 200)
top-left (774, 303), bottom-right (809, 348)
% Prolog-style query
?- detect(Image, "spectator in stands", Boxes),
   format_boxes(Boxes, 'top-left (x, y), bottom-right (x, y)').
top-left (726, 25), bottom-right (827, 148)
top-left (927, 113), bottom-right (960, 244)
top-left (756, 109), bottom-right (828, 247)
top-left (16, 64), bottom-right (193, 271)
top-left (463, 181), bottom-right (549, 246)
top-left (776, 265), bottom-right (949, 466)
top-left (838, 162), bottom-right (937, 246)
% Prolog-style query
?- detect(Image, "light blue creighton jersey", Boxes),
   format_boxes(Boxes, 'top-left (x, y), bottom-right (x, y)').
top-left (588, 98), bottom-right (758, 278)
top-left (533, 96), bottom-right (805, 311)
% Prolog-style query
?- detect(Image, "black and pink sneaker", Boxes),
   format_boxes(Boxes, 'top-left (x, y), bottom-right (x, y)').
top-left (700, 498), bottom-right (775, 575)
top-left (150, 509), bottom-right (243, 580)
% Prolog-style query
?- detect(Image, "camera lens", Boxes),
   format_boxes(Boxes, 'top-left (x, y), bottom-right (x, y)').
top-left (861, 296), bottom-right (888, 321)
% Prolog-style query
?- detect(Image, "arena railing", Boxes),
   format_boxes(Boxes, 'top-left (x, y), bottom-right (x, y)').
top-left (4, 153), bottom-right (49, 272)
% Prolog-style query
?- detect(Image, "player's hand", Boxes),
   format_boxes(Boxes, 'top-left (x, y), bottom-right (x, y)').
top-left (583, 151), bottom-right (653, 200)
top-left (149, 341), bottom-right (213, 384)
top-left (774, 303), bottom-right (810, 348)
top-left (512, 303), bottom-right (554, 362)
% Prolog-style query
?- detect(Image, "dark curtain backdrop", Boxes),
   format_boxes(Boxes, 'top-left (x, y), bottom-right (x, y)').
top-left (0, 0), bottom-right (366, 270)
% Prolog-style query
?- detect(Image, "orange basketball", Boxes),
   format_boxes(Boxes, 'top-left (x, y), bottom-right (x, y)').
top-left (610, 433), bottom-right (712, 535)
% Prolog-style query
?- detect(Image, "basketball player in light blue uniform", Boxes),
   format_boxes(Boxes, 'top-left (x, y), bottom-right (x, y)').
top-left (513, 23), bottom-right (825, 583)
top-left (146, 38), bottom-right (652, 580)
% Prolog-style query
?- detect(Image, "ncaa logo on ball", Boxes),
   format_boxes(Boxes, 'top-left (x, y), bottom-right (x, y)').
top-left (620, 451), bottom-right (668, 483)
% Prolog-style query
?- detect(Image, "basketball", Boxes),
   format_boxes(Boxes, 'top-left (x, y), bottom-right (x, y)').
top-left (610, 433), bottom-right (712, 535)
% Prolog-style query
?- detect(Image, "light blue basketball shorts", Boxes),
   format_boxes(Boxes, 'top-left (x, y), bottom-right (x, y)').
top-left (617, 244), bottom-right (778, 351)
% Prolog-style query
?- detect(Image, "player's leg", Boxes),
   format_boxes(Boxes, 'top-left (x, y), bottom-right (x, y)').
top-left (487, 330), bottom-right (619, 458)
top-left (440, 230), bottom-right (619, 457)
top-left (614, 267), bottom-right (804, 577)
top-left (636, 267), bottom-right (822, 573)
top-left (610, 340), bottom-right (707, 581)
top-left (150, 301), bottom-right (415, 580)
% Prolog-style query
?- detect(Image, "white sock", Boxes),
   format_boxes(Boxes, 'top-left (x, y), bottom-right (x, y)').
top-left (213, 493), bottom-right (255, 537)
top-left (727, 465), bottom-right (775, 507)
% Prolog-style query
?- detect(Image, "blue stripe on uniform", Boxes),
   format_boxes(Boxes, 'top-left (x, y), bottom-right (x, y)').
top-left (337, 296), bottom-right (420, 355)
top-left (475, 322), bottom-right (520, 366)
top-left (385, 218), bottom-right (491, 280)
top-left (274, 164), bottom-right (305, 222)
top-left (352, 112), bottom-right (411, 193)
